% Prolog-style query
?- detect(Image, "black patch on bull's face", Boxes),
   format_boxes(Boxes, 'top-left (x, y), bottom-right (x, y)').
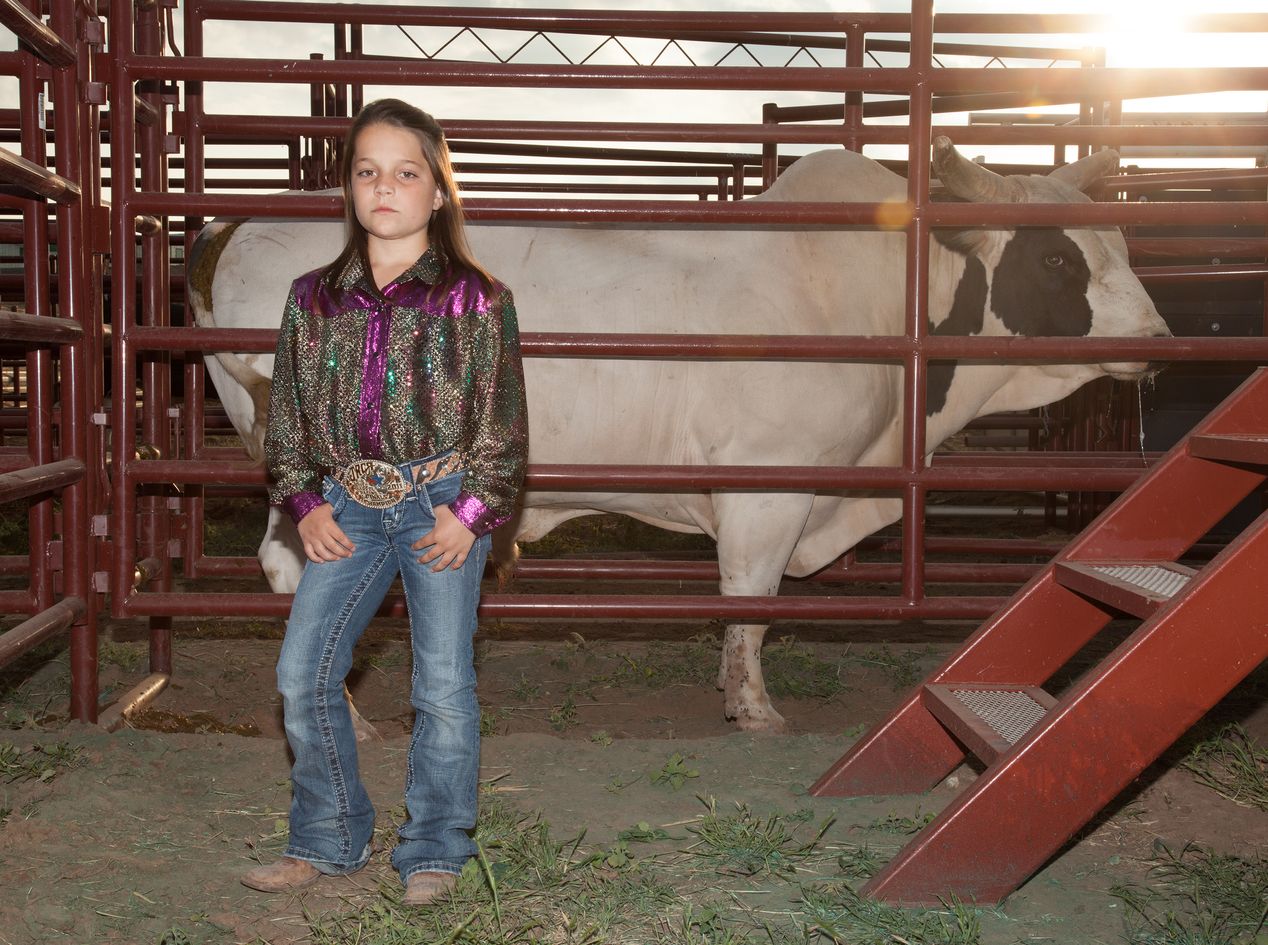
top-left (925, 227), bottom-right (1096, 417)
top-left (926, 255), bottom-right (986, 416)
top-left (990, 228), bottom-right (1093, 337)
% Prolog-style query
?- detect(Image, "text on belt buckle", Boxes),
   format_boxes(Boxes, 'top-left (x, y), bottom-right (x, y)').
top-left (339, 459), bottom-right (410, 509)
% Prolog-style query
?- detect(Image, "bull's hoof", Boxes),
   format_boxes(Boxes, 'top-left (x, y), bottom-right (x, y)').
top-left (727, 704), bottom-right (788, 734)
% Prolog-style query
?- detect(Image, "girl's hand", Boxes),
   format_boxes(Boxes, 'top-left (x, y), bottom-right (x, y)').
top-left (413, 504), bottom-right (476, 571)
top-left (297, 504), bottom-right (356, 563)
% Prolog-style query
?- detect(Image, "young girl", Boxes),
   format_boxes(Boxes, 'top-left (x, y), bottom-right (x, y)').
top-left (242, 98), bottom-right (527, 906)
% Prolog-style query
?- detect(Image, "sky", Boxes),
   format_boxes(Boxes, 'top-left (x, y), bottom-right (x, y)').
top-left (2, 1), bottom-right (1266, 187)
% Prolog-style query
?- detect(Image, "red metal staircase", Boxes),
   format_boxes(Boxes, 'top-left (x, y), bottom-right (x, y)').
top-left (810, 367), bottom-right (1268, 906)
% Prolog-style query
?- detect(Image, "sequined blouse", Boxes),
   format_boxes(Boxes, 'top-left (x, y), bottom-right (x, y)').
top-left (263, 248), bottom-right (528, 537)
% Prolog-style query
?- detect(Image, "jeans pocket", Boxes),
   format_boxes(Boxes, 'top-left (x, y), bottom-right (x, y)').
top-left (322, 475), bottom-right (350, 518)
top-left (422, 470), bottom-right (466, 512)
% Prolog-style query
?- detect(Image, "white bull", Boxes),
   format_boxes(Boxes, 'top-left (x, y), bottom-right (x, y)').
top-left (188, 138), bottom-right (1169, 732)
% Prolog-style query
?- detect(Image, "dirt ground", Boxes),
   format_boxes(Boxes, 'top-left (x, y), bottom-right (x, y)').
top-left (1, 610), bottom-right (1265, 945)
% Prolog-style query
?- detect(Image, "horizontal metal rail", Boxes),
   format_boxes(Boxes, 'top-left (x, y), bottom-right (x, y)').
top-left (127, 191), bottom-right (1268, 227)
top-left (189, 534), bottom-right (1079, 580)
top-left (0, 458), bottom-right (85, 504)
top-left (1136, 265), bottom-right (1268, 284)
top-left (125, 458), bottom-right (1149, 492)
top-left (124, 326), bottom-right (1268, 362)
top-left (0, 309), bottom-right (83, 345)
top-left (118, 590), bottom-right (1007, 621)
top-left (191, 112), bottom-right (1268, 148)
top-left (0, 597), bottom-right (85, 668)
top-left (180, 449), bottom-right (1161, 470)
top-left (128, 56), bottom-right (1268, 100)
top-left (0, 146), bottom-right (81, 203)
top-left (0, 0), bottom-right (75, 67)
top-left (190, 3), bottom-right (1268, 36)
top-left (510, 559), bottom-right (1040, 585)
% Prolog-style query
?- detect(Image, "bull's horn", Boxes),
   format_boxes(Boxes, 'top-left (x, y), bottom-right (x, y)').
top-left (1048, 147), bottom-right (1121, 193)
top-left (931, 135), bottom-right (1021, 203)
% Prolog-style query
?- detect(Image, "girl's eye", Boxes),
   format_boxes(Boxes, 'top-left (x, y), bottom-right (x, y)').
top-left (400, 171), bottom-right (417, 180)
top-left (356, 169), bottom-right (374, 178)
top-left (1043, 254), bottom-right (1065, 270)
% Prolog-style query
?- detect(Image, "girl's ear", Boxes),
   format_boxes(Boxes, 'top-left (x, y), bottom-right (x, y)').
top-left (433, 186), bottom-right (444, 211)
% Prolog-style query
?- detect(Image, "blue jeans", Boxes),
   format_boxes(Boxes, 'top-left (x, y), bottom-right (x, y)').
top-left (275, 454), bottom-right (490, 881)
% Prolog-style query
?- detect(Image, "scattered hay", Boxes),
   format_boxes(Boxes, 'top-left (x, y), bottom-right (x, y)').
top-left (1182, 723), bottom-right (1268, 812)
top-left (1111, 841), bottom-right (1268, 945)
top-left (801, 885), bottom-right (983, 945)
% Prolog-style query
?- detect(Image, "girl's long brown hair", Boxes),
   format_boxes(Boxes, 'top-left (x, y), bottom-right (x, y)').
top-left (320, 98), bottom-right (493, 298)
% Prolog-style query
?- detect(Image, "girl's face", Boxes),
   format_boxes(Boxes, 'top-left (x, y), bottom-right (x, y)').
top-left (349, 122), bottom-right (444, 257)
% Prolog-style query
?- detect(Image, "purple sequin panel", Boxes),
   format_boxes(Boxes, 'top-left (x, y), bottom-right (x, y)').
top-left (357, 300), bottom-right (392, 459)
top-left (282, 490), bottom-right (326, 524)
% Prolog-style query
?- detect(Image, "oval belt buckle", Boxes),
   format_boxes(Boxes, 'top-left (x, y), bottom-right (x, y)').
top-left (341, 459), bottom-right (410, 509)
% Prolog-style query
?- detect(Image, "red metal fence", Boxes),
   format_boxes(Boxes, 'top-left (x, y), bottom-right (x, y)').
top-left (1, 2), bottom-right (1267, 721)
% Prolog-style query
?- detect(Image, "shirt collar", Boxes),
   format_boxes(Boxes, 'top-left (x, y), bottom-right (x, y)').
top-left (337, 247), bottom-right (447, 292)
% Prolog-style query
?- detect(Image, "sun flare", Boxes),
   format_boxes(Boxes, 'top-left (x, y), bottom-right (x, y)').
top-left (1095, 3), bottom-right (1194, 67)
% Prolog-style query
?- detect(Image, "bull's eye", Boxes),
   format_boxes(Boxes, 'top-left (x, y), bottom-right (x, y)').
top-left (1043, 254), bottom-right (1065, 270)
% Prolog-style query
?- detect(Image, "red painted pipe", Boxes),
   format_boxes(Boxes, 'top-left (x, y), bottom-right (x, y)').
top-left (118, 590), bottom-right (1007, 621)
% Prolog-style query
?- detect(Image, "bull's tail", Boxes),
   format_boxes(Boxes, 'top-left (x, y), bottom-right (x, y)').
top-left (490, 528), bottom-right (521, 590)
top-left (209, 352), bottom-right (272, 463)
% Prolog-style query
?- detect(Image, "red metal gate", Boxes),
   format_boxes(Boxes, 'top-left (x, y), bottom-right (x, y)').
top-left (2, 2), bottom-right (1267, 722)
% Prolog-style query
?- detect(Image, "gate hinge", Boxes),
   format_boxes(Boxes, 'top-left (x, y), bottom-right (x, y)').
top-left (82, 81), bottom-right (107, 106)
top-left (81, 18), bottom-right (105, 46)
top-left (92, 514), bottom-right (109, 537)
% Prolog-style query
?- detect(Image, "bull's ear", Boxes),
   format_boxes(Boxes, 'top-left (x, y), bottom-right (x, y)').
top-left (934, 226), bottom-right (991, 256)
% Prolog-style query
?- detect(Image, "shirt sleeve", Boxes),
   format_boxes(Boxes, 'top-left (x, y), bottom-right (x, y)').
top-left (264, 283), bottom-right (324, 522)
top-left (450, 286), bottom-right (529, 537)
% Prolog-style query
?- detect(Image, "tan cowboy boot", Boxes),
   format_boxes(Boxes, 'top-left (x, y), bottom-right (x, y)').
top-left (241, 856), bottom-right (321, 892)
top-left (402, 871), bottom-right (458, 906)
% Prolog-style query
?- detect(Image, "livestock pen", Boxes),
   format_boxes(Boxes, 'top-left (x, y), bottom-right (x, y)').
top-left (0, 3), bottom-right (1266, 943)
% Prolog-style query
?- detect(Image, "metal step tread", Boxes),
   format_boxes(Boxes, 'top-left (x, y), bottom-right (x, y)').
top-left (1189, 433), bottom-right (1268, 465)
top-left (1054, 560), bottom-right (1199, 616)
top-left (923, 684), bottom-right (1057, 764)
top-left (1088, 563), bottom-right (1192, 599)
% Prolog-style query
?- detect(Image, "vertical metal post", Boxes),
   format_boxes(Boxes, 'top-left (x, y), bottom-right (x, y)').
top-left (333, 22), bottom-right (347, 118)
top-left (52, 0), bottom-right (98, 721)
top-left (843, 22), bottom-right (864, 154)
top-left (109, 0), bottom-right (140, 618)
top-left (182, 0), bottom-right (207, 581)
top-left (19, 9), bottom-right (54, 614)
top-left (136, 1), bottom-right (172, 675)
top-left (307, 53), bottom-right (324, 188)
top-left (349, 23), bottom-right (364, 114)
top-left (901, 0), bottom-right (934, 605)
top-left (760, 101), bottom-right (777, 191)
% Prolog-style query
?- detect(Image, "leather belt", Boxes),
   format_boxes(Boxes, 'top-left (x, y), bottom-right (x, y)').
top-left (333, 453), bottom-right (464, 509)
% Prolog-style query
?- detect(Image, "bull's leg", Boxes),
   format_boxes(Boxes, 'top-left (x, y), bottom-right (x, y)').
top-left (713, 492), bottom-right (814, 733)
top-left (259, 507), bottom-right (382, 743)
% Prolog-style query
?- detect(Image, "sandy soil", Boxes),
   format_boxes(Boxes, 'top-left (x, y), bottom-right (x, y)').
top-left (1, 616), bottom-right (1264, 945)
